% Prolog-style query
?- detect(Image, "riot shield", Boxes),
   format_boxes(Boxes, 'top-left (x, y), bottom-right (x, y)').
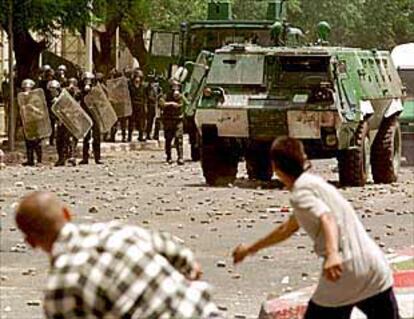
top-left (51, 89), bottom-right (93, 140)
top-left (17, 88), bottom-right (52, 141)
top-left (106, 76), bottom-right (133, 118)
top-left (84, 84), bottom-right (118, 133)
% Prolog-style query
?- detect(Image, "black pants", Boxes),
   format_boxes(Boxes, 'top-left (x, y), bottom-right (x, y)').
top-left (49, 115), bottom-right (56, 146)
top-left (68, 136), bottom-right (78, 161)
top-left (25, 139), bottom-right (42, 164)
top-left (82, 124), bottom-right (101, 163)
top-left (128, 106), bottom-right (146, 141)
top-left (56, 124), bottom-right (70, 164)
top-left (304, 287), bottom-right (399, 319)
top-left (120, 118), bottom-right (128, 141)
top-left (164, 120), bottom-right (183, 160)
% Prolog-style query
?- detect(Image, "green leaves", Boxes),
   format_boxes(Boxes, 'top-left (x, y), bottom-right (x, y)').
top-left (290, 0), bottom-right (414, 49)
top-left (0, 0), bottom-right (93, 36)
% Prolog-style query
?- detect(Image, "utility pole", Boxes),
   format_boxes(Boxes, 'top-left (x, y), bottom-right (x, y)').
top-left (85, 0), bottom-right (93, 73)
top-left (8, 0), bottom-right (15, 151)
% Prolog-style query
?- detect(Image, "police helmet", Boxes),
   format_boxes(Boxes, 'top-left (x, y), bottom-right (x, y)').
top-left (47, 80), bottom-right (61, 90)
top-left (42, 64), bottom-right (52, 72)
top-left (132, 68), bottom-right (144, 79)
top-left (68, 77), bottom-right (78, 87)
top-left (82, 71), bottom-right (95, 81)
top-left (95, 72), bottom-right (105, 82)
top-left (21, 79), bottom-right (36, 90)
top-left (169, 78), bottom-right (182, 89)
top-left (57, 65), bottom-right (67, 72)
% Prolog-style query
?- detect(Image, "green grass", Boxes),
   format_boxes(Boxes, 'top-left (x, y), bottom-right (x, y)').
top-left (393, 258), bottom-right (414, 271)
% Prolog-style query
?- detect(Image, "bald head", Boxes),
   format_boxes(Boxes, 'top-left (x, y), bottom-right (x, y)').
top-left (15, 192), bottom-right (70, 253)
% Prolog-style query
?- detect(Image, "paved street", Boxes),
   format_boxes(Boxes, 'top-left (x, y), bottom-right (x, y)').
top-left (1, 142), bottom-right (414, 319)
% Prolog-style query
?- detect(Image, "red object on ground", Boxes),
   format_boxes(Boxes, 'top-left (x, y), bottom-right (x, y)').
top-left (393, 270), bottom-right (414, 288)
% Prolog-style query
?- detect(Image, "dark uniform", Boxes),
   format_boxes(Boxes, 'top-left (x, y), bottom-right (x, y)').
top-left (128, 76), bottom-right (146, 142)
top-left (79, 73), bottom-right (103, 165)
top-left (161, 83), bottom-right (184, 165)
top-left (145, 77), bottom-right (162, 140)
top-left (24, 139), bottom-right (42, 166)
top-left (47, 80), bottom-right (71, 167)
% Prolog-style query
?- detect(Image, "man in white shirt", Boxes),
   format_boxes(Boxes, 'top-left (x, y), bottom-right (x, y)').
top-left (233, 137), bottom-right (399, 319)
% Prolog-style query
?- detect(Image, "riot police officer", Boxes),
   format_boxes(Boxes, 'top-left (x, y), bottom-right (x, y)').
top-left (20, 79), bottom-right (43, 166)
top-left (79, 72), bottom-right (103, 165)
top-left (38, 65), bottom-right (54, 87)
top-left (160, 80), bottom-right (185, 165)
top-left (128, 70), bottom-right (146, 142)
top-left (47, 80), bottom-right (70, 167)
top-left (56, 64), bottom-right (68, 87)
top-left (107, 69), bottom-right (125, 142)
top-left (66, 77), bottom-right (82, 166)
top-left (39, 65), bottom-right (57, 146)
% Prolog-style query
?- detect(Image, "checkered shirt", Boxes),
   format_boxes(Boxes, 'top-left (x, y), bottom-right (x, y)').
top-left (44, 222), bottom-right (219, 318)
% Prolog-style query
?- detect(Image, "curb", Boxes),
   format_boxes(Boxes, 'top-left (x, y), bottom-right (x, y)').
top-left (259, 248), bottom-right (414, 319)
top-left (100, 140), bottom-right (165, 153)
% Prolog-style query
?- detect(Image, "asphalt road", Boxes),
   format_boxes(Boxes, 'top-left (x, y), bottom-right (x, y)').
top-left (1, 143), bottom-right (413, 319)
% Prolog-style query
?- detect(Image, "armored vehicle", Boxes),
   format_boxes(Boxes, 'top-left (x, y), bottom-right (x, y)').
top-left (148, 0), bottom-right (288, 161)
top-left (392, 43), bottom-right (414, 165)
top-left (192, 39), bottom-right (405, 187)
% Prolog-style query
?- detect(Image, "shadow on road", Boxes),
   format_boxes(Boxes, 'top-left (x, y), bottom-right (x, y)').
top-left (185, 178), bottom-right (285, 190)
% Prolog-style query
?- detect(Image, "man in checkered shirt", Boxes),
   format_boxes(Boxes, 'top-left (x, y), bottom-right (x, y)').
top-left (15, 192), bottom-right (220, 318)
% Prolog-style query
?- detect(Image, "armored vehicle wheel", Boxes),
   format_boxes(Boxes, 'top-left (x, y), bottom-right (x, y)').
top-left (337, 121), bottom-right (370, 187)
top-left (189, 128), bottom-right (201, 162)
top-left (191, 144), bottom-right (201, 162)
top-left (245, 142), bottom-right (273, 182)
top-left (201, 137), bottom-right (239, 186)
top-left (371, 116), bottom-right (401, 183)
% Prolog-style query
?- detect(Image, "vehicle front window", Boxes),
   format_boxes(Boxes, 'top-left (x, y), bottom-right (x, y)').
top-left (207, 54), bottom-right (265, 86)
top-left (189, 28), bottom-right (273, 58)
top-left (274, 55), bottom-right (332, 89)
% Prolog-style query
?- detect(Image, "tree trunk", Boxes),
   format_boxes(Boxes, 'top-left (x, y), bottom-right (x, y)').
top-left (79, 17), bottom-right (121, 77)
top-left (93, 31), bottom-right (115, 77)
top-left (120, 26), bottom-right (148, 72)
top-left (12, 30), bottom-right (46, 86)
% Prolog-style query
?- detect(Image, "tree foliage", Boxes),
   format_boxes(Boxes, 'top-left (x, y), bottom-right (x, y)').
top-left (0, 0), bottom-right (92, 82)
top-left (289, 0), bottom-right (414, 49)
top-left (0, 0), bottom-right (91, 42)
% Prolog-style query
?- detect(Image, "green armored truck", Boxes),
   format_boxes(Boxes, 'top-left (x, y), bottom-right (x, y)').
top-left (191, 36), bottom-right (405, 186)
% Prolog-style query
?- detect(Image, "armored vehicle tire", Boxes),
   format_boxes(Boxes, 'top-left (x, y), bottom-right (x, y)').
top-left (245, 142), bottom-right (273, 182)
top-left (337, 121), bottom-right (370, 187)
top-left (191, 144), bottom-right (201, 162)
top-left (201, 138), bottom-right (239, 186)
top-left (371, 116), bottom-right (401, 184)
